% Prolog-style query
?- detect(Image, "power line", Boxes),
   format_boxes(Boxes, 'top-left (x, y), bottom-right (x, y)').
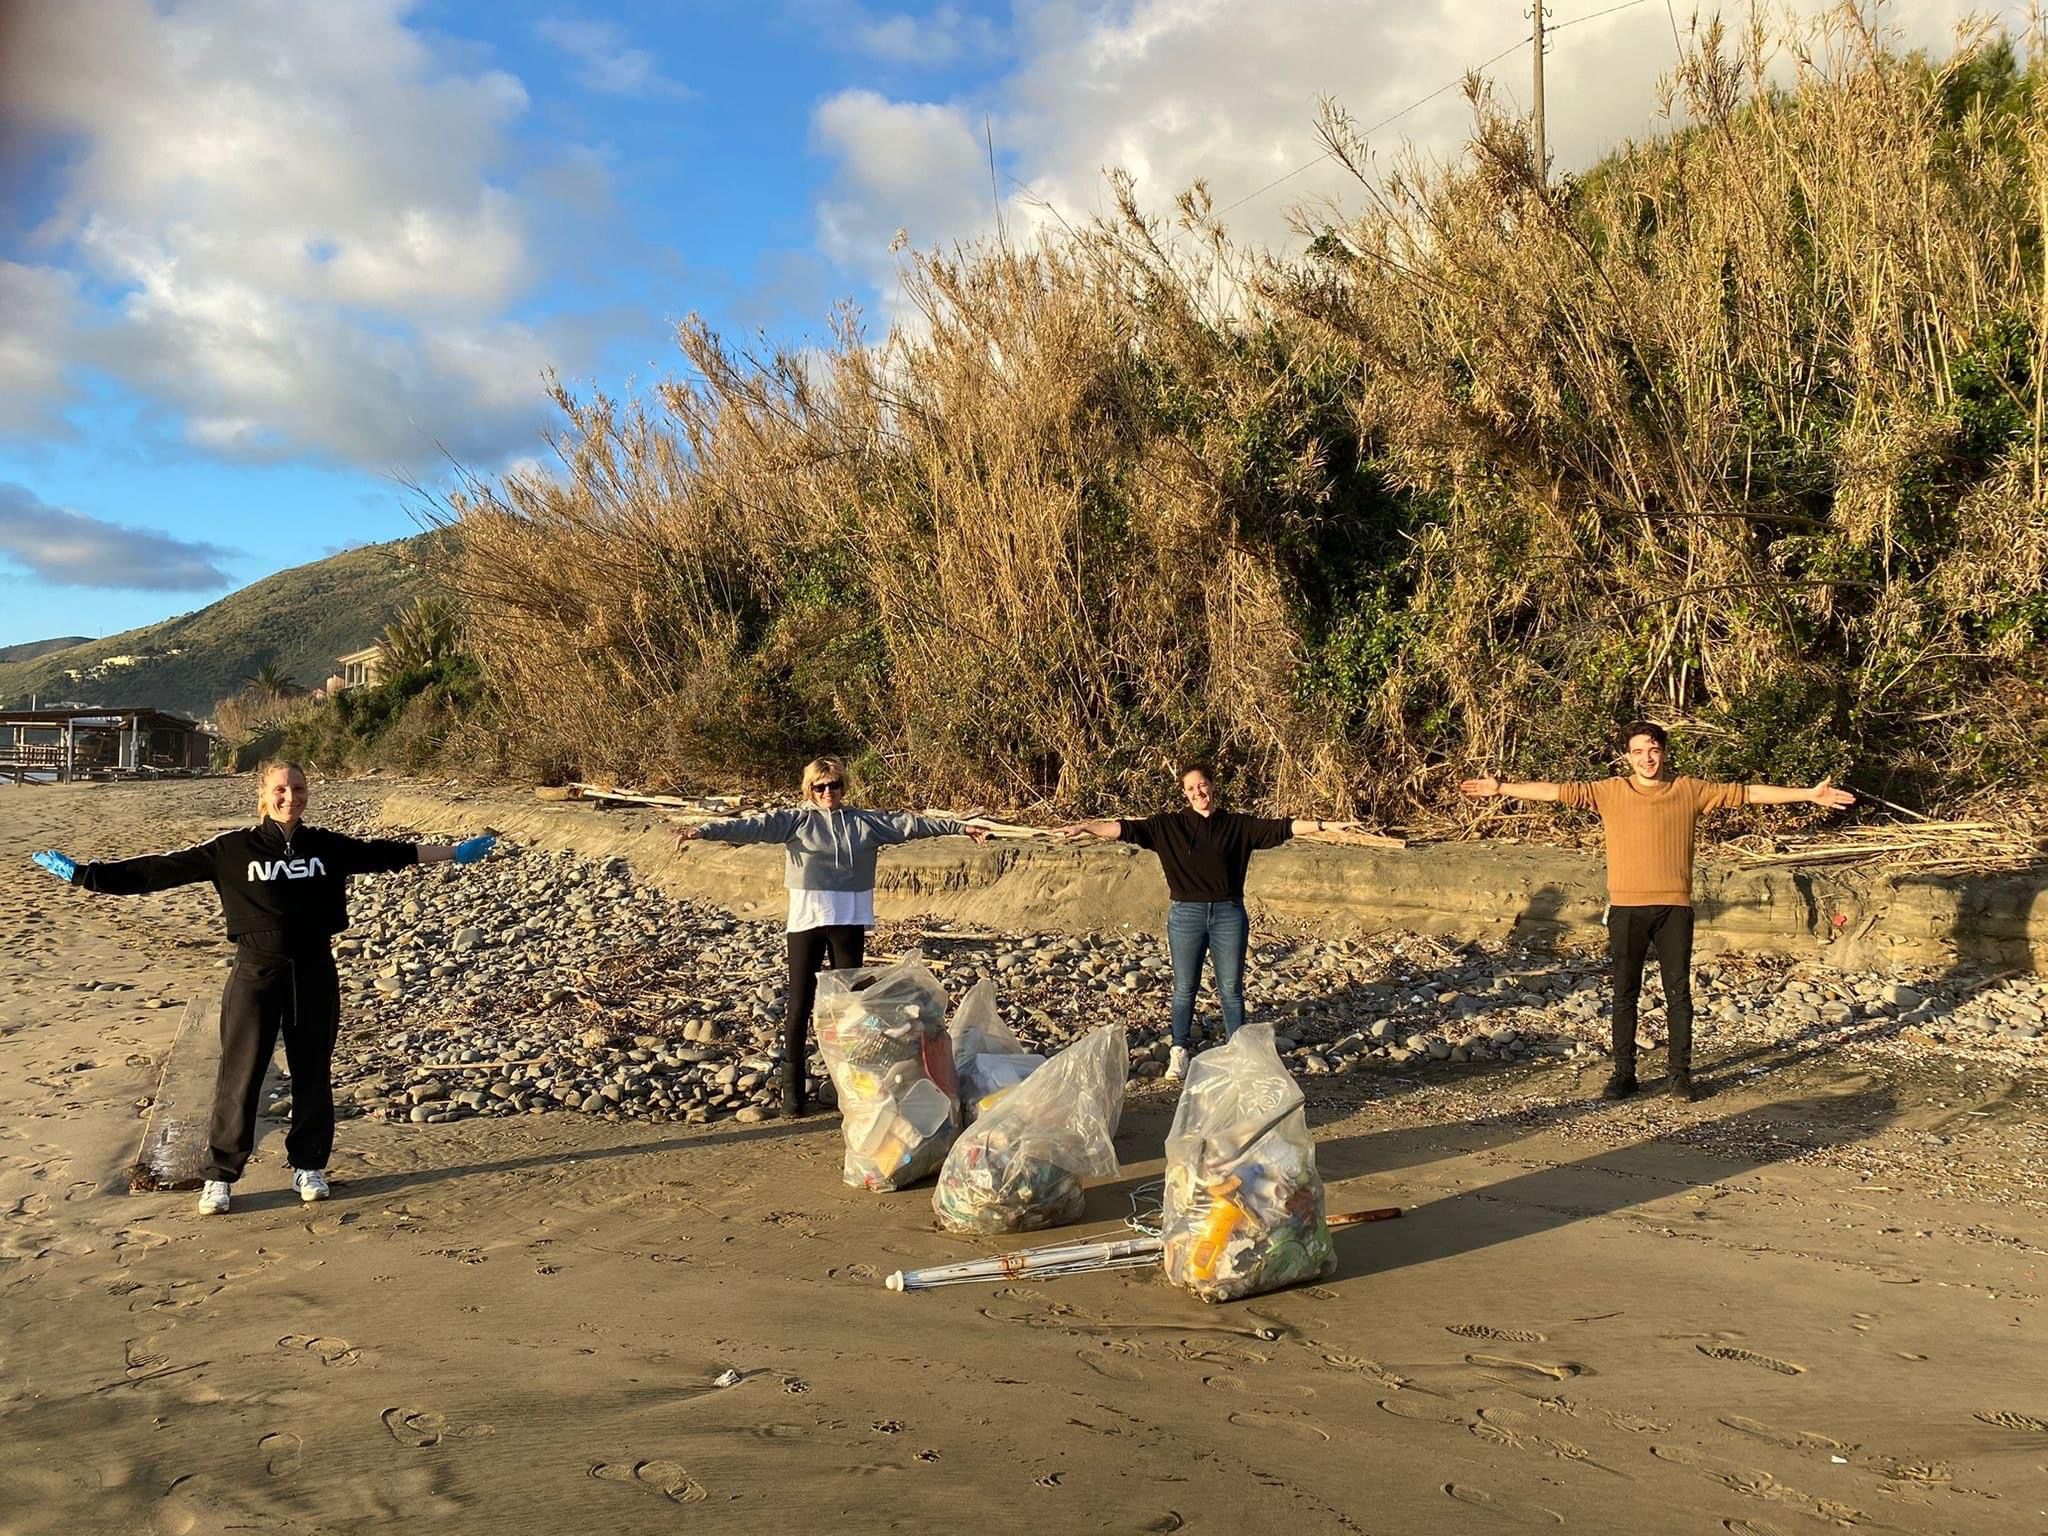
top-left (1211, 0), bottom-right (1651, 220)
top-left (1551, 0), bottom-right (1652, 33)
top-left (1213, 31), bottom-right (1535, 217)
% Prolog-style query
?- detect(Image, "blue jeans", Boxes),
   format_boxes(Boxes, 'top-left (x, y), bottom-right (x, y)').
top-left (1166, 900), bottom-right (1248, 1048)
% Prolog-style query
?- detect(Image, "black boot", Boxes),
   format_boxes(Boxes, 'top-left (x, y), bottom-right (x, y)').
top-left (1600, 1071), bottom-right (1638, 1100)
top-left (780, 1067), bottom-right (806, 1119)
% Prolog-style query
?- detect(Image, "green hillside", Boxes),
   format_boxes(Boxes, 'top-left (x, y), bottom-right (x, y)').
top-left (0, 636), bottom-right (91, 664)
top-left (0, 534), bottom-right (449, 719)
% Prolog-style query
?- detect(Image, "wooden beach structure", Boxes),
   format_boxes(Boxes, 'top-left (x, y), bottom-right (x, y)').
top-left (0, 706), bottom-right (212, 784)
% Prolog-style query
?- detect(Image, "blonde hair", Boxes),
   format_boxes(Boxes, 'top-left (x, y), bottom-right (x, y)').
top-left (255, 758), bottom-right (309, 818)
top-left (800, 756), bottom-right (849, 800)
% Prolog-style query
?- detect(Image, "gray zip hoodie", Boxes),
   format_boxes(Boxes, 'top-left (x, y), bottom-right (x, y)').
top-left (696, 807), bottom-right (967, 892)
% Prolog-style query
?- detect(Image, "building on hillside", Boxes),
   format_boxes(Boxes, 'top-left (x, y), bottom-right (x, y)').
top-left (335, 644), bottom-right (387, 691)
top-left (0, 707), bottom-right (213, 783)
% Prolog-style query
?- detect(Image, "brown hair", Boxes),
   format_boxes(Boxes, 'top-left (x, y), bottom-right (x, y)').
top-left (1179, 761), bottom-right (1216, 785)
top-left (255, 758), bottom-right (309, 818)
top-left (1621, 720), bottom-right (1668, 750)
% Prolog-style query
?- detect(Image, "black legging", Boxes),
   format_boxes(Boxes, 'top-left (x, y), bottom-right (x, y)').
top-left (1608, 904), bottom-right (1695, 1080)
top-left (785, 924), bottom-right (865, 1108)
top-left (206, 944), bottom-right (341, 1182)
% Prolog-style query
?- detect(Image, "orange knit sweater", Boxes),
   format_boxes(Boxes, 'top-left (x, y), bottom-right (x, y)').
top-left (1556, 775), bottom-right (1745, 907)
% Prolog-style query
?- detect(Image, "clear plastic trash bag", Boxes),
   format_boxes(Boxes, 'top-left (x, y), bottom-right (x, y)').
top-left (933, 1022), bottom-right (1127, 1234)
top-left (946, 978), bottom-right (1046, 1123)
top-left (1160, 1023), bottom-right (1335, 1302)
top-left (814, 952), bottom-right (960, 1191)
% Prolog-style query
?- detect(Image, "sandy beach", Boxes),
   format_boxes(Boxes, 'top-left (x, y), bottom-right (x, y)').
top-left (3, 779), bottom-right (2047, 1535)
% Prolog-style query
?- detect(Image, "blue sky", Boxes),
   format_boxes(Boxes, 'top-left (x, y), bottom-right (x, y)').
top-left (0, 0), bottom-right (2012, 647)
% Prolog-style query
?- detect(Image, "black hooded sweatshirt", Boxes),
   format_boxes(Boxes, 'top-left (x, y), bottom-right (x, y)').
top-left (77, 820), bottom-right (418, 951)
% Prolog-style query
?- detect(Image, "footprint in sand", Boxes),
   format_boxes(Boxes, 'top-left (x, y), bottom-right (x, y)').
top-left (1225, 1410), bottom-right (1329, 1441)
top-left (381, 1408), bottom-right (446, 1448)
top-left (258, 1431), bottom-right (302, 1477)
top-left (1473, 1408), bottom-right (1613, 1472)
top-left (1448, 1325), bottom-right (1548, 1344)
top-left (1717, 1415), bottom-right (1850, 1453)
top-left (125, 1340), bottom-right (169, 1376)
top-left (1203, 1375), bottom-right (1315, 1400)
top-left (1696, 1346), bottom-right (1805, 1376)
top-left (1079, 1349), bottom-right (1143, 1382)
top-left (1974, 1409), bottom-right (2048, 1433)
top-left (589, 1459), bottom-right (707, 1504)
top-left (1377, 1397), bottom-right (1469, 1429)
top-left (1651, 1445), bottom-right (1862, 1523)
top-left (278, 1334), bottom-right (361, 1367)
top-left (1441, 1483), bottom-right (1564, 1524)
top-left (1464, 1354), bottom-right (1586, 1382)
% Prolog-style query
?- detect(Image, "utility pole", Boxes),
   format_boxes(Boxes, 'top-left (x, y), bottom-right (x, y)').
top-left (1531, 0), bottom-right (1548, 186)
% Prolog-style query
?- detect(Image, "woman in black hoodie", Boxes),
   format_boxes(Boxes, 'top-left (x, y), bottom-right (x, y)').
top-left (31, 760), bottom-right (496, 1215)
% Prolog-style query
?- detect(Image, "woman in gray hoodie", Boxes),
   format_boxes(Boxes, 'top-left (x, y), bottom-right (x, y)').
top-left (676, 756), bottom-right (987, 1116)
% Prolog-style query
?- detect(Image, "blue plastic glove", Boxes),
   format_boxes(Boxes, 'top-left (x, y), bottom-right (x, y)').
top-left (32, 850), bottom-right (78, 883)
top-left (452, 834), bottom-right (496, 866)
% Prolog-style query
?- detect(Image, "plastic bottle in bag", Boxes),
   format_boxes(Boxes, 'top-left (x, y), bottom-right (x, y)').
top-left (933, 1023), bottom-right (1127, 1234)
top-left (946, 978), bottom-right (1046, 1123)
top-left (1160, 1023), bottom-right (1335, 1302)
top-left (814, 952), bottom-right (960, 1190)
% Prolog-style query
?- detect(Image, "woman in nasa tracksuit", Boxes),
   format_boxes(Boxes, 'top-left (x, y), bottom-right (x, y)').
top-left (30, 759), bottom-right (496, 1215)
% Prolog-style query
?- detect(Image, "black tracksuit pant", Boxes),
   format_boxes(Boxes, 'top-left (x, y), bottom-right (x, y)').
top-left (205, 943), bottom-right (342, 1183)
top-left (1608, 904), bottom-right (1695, 1081)
top-left (785, 925), bottom-right (865, 1112)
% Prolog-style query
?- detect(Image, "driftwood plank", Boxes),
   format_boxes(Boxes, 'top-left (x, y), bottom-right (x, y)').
top-left (131, 998), bottom-right (219, 1192)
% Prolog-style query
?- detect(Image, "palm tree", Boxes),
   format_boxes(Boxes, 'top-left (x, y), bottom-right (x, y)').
top-left (246, 662), bottom-right (299, 698)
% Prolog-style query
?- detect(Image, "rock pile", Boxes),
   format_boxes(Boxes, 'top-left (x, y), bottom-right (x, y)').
top-left (280, 802), bottom-right (2048, 1130)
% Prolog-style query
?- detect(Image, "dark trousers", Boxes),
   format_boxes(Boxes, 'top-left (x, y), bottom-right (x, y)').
top-left (1608, 904), bottom-right (1695, 1080)
top-left (205, 946), bottom-right (341, 1183)
top-left (786, 925), bottom-right (865, 1110)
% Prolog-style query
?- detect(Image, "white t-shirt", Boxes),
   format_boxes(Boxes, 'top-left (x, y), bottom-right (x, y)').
top-left (786, 886), bottom-right (876, 933)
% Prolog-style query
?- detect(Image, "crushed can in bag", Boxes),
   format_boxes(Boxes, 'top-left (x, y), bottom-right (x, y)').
top-left (933, 1023), bottom-right (1126, 1234)
top-left (1160, 1023), bottom-right (1335, 1302)
top-left (814, 952), bottom-right (960, 1191)
top-left (946, 978), bottom-right (1045, 1123)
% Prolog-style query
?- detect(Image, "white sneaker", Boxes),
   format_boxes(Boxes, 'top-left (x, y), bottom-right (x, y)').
top-left (1164, 1045), bottom-right (1190, 1082)
top-left (197, 1180), bottom-right (231, 1215)
top-left (292, 1168), bottom-right (331, 1203)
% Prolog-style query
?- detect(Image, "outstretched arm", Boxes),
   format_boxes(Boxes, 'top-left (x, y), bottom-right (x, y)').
top-left (60, 841), bottom-right (219, 894)
top-left (1459, 774), bottom-right (1561, 802)
top-left (1289, 818), bottom-right (1370, 836)
top-left (1745, 781), bottom-right (1856, 809)
top-left (418, 835), bottom-right (496, 865)
top-left (874, 812), bottom-right (990, 846)
top-left (673, 808), bottom-right (801, 850)
top-left (1056, 819), bottom-right (1123, 840)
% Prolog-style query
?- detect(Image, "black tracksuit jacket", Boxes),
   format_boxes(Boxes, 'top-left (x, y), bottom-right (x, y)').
top-left (76, 820), bottom-right (418, 951)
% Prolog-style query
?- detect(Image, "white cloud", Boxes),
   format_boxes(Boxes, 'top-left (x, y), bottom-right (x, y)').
top-left (0, 263), bottom-right (82, 436)
top-left (0, 0), bottom-right (590, 470)
top-left (535, 15), bottom-right (693, 98)
top-left (813, 89), bottom-right (997, 279)
top-left (789, 1), bottom-right (1004, 67)
top-left (0, 481), bottom-right (237, 590)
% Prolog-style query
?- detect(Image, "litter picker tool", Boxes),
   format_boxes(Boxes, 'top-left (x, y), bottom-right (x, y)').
top-left (882, 1206), bottom-right (1400, 1292)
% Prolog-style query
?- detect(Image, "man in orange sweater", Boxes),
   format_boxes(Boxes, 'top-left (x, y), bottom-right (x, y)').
top-left (1460, 721), bottom-right (1855, 1100)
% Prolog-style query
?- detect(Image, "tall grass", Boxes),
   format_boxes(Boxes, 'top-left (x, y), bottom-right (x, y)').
top-left (447, 5), bottom-right (2045, 821)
